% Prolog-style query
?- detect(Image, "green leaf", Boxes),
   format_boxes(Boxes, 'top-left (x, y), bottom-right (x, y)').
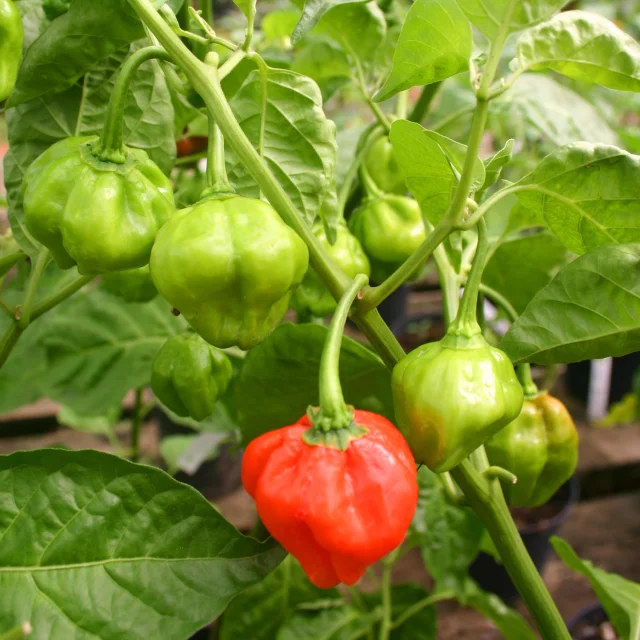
top-left (277, 606), bottom-right (371, 640)
top-left (4, 44), bottom-right (175, 257)
top-left (219, 556), bottom-right (341, 640)
top-left (464, 580), bottom-right (537, 640)
top-left (483, 231), bottom-right (572, 315)
top-left (228, 68), bottom-right (337, 225)
top-left (500, 243), bottom-right (640, 364)
top-left (551, 537), bottom-right (640, 640)
top-left (388, 584), bottom-right (437, 640)
top-left (232, 324), bottom-right (394, 443)
top-left (490, 73), bottom-right (619, 147)
top-left (0, 449), bottom-right (284, 640)
top-left (516, 11), bottom-right (640, 92)
top-left (409, 467), bottom-right (484, 590)
top-left (514, 143), bottom-right (640, 254)
top-left (232, 0), bottom-right (256, 22)
top-left (39, 291), bottom-right (186, 416)
top-left (481, 139), bottom-right (514, 192)
top-left (261, 10), bottom-right (301, 46)
top-left (159, 433), bottom-right (226, 475)
top-left (56, 404), bottom-right (121, 438)
top-left (0, 623), bottom-right (32, 640)
top-left (14, 0), bottom-right (49, 51)
top-left (456, 0), bottom-right (568, 41)
top-left (390, 120), bottom-right (485, 224)
top-left (374, 0), bottom-right (472, 102)
top-left (291, 40), bottom-right (351, 101)
top-left (291, 0), bottom-right (367, 45)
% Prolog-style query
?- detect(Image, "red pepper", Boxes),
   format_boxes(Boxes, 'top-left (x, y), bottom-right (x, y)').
top-left (242, 409), bottom-right (418, 588)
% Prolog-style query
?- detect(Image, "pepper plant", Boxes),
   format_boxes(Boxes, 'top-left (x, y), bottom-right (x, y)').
top-left (1, 0), bottom-right (640, 638)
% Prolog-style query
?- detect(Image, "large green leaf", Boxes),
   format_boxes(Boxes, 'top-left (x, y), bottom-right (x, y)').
top-left (490, 73), bottom-right (619, 147)
top-left (38, 290), bottom-right (185, 415)
top-left (500, 243), bottom-right (640, 364)
top-left (409, 467), bottom-right (484, 591)
top-left (516, 11), bottom-right (640, 92)
top-left (219, 556), bottom-right (341, 640)
top-left (4, 44), bottom-right (175, 257)
top-left (0, 449), bottom-right (284, 640)
top-left (232, 324), bottom-right (394, 443)
top-left (291, 0), bottom-right (367, 45)
top-left (277, 607), bottom-right (374, 640)
top-left (390, 120), bottom-right (485, 223)
top-left (514, 143), bottom-right (640, 254)
top-left (14, 0), bottom-right (49, 51)
top-left (551, 537), bottom-right (640, 640)
top-left (374, 0), bottom-right (472, 102)
top-left (388, 584), bottom-right (437, 640)
top-left (483, 231), bottom-right (571, 315)
top-left (228, 68), bottom-right (337, 225)
top-left (456, 0), bottom-right (568, 41)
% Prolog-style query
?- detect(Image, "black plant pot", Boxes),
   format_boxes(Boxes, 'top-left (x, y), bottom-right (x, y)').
top-left (376, 283), bottom-right (410, 336)
top-left (154, 408), bottom-right (243, 500)
top-left (567, 603), bottom-right (611, 639)
top-left (469, 476), bottom-right (580, 604)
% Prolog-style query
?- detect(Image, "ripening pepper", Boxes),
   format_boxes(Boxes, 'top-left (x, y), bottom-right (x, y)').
top-left (242, 410), bottom-right (418, 588)
top-left (392, 332), bottom-right (524, 473)
top-left (363, 136), bottom-right (405, 195)
top-left (348, 195), bottom-right (426, 283)
top-left (151, 332), bottom-right (233, 421)
top-left (102, 265), bottom-right (157, 303)
top-left (22, 136), bottom-right (174, 274)
top-left (291, 221), bottom-right (370, 318)
top-left (0, 0), bottom-right (23, 102)
top-left (150, 194), bottom-right (309, 350)
top-left (486, 391), bottom-right (579, 507)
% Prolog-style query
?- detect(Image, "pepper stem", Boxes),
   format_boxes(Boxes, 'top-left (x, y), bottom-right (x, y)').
top-left (517, 363), bottom-right (539, 398)
top-left (359, 162), bottom-right (384, 201)
top-left (448, 218), bottom-right (488, 339)
top-left (93, 46), bottom-right (171, 163)
top-left (304, 274), bottom-right (368, 445)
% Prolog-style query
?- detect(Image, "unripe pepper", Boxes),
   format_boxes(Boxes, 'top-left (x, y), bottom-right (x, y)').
top-left (348, 195), bottom-right (426, 283)
top-left (242, 275), bottom-right (418, 588)
top-left (291, 220), bottom-right (370, 318)
top-left (150, 194), bottom-right (309, 350)
top-left (102, 265), bottom-right (158, 303)
top-left (151, 332), bottom-right (233, 421)
top-left (0, 0), bottom-right (23, 102)
top-left (392, 219), bottom-right (523, 472)
top-left (363, 135), bottom-right (405, 195)
top-left (485, 366), bottom-right (579, 507)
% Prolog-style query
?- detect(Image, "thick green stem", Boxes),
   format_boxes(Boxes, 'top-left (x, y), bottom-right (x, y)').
top-left (205, 112), bottom-right (233, 195)
top-left (359, 163), bottom-right (384, 200)
top-left (395, 90), bottom-right (409, 120)
top-left (451, 460), bottom-right (571, 640)
top-left (0, 323), bottom-right (21, 369)
top-left (31, 275), bottom-right (95, 321)
top-left (408, 83), bottom-right (441, 124)
top-left (94, 46), bottom-right (171, 162)
top-left (517, 363), bottom-right (539, 397)
top-left (18, 248), bottom-right (50, 330)
top-left (0, 251), bottom-right (25, 277)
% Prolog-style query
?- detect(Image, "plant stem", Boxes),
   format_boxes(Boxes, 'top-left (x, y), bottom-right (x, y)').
top-left (478, 283), bottom-right (518, 323)
top-left (205, 108), bottom-right (233, 195)
top-left (95, 46), bottom-right (171, 162)
top-left (200, 0), bottom-right (213, 27)
top-left (391, 591), bottom-right (454, 629)
top-left (408, 83), bottom-right (441, 124)
top-left (451, 460), bottom-right (571, 640)
top-left (0, 323), bottom-right (21, 369)
top-left (18, 248), bottom-right (50, 330)
top-left (0, 251), bottom-right (25, 276)
top-left (31, 275), bottom-right (95, 321)
top-left (0, 298), bottom-right (14, 319)
top-left (246, 52), bottom-right (268, 160)
top-left (378, 546), bottom-right (401, 640)
top-left (130, 387), bottom-right (144, 462)
top-left (395, 90), bottom-right (409, 120)
top-left (517, 363), bottom-right (539, 397)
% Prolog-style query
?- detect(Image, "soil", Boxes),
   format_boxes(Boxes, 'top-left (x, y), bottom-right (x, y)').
top-left (572, 620), bottom-right (618, 640)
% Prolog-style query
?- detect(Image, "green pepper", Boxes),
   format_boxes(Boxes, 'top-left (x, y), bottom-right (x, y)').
top-left (150, 194), bottom-right (309, 350)
top-left (348, 194), bottom-right (426, 284)
top-left (0, 0), bottom-right (23, 102)
top-left (486, 390), bottom-right (579, 507)
top-left (363, 136), bottom-right (405, 195)
top-left (22, 136), bottom-right (174, 275)
top-left (102, 265), bottom-right (158, 303)
top-left (392, 332), bottom-right (524, 473)
top-left (291, 221), bottom-right (370, 318)
top-left (151, 332), bottom-right (233, 421)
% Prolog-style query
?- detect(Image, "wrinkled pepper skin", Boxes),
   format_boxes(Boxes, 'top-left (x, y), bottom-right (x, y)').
top-left (22, 136), bottom-right (174, 274)
top-left (364, 136), bottom-right (405, 195)
top-left (151, 332), bottom-right (233, 421)
top-left (102, 265), bottom-right (158, 303)
top-left (486, 393), bottom-right (579, 507)
top-left (348, 195), bottom-right (426, 284)
top-left (392, 334), bottom-right (524, 473)
top-left (0, 0), bottom-right (23, 102)
top-left (242, 410), bottom-right (418, 588)
top-left (291, 221), bottom-right (370, 318)
top-left (150, 194), bottom-right (309, 350)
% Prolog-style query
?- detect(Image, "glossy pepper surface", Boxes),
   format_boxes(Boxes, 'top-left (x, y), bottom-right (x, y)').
top-left (392, 333), bottom-right (524, 473)
top-left (151, 332), bottom-right (233, 421)
top-left (150, 194), bottom-right (309, 350)
top-left (22, 136), bottom-right (174, 274)
top-left (363, 136), bottom-right (405, 195)
top-left (102, 266), bottom-right (157, 303)
top-left (242, 410), bottom-right (418, 588)
top-left (486, 392), bottom-right (579, 507)
top-left (348, 195), bottom-right (426, 284)
top-left (0, 0), bottom-right (23, 102)
top-left (291, 221), bottom-right (370, 318)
